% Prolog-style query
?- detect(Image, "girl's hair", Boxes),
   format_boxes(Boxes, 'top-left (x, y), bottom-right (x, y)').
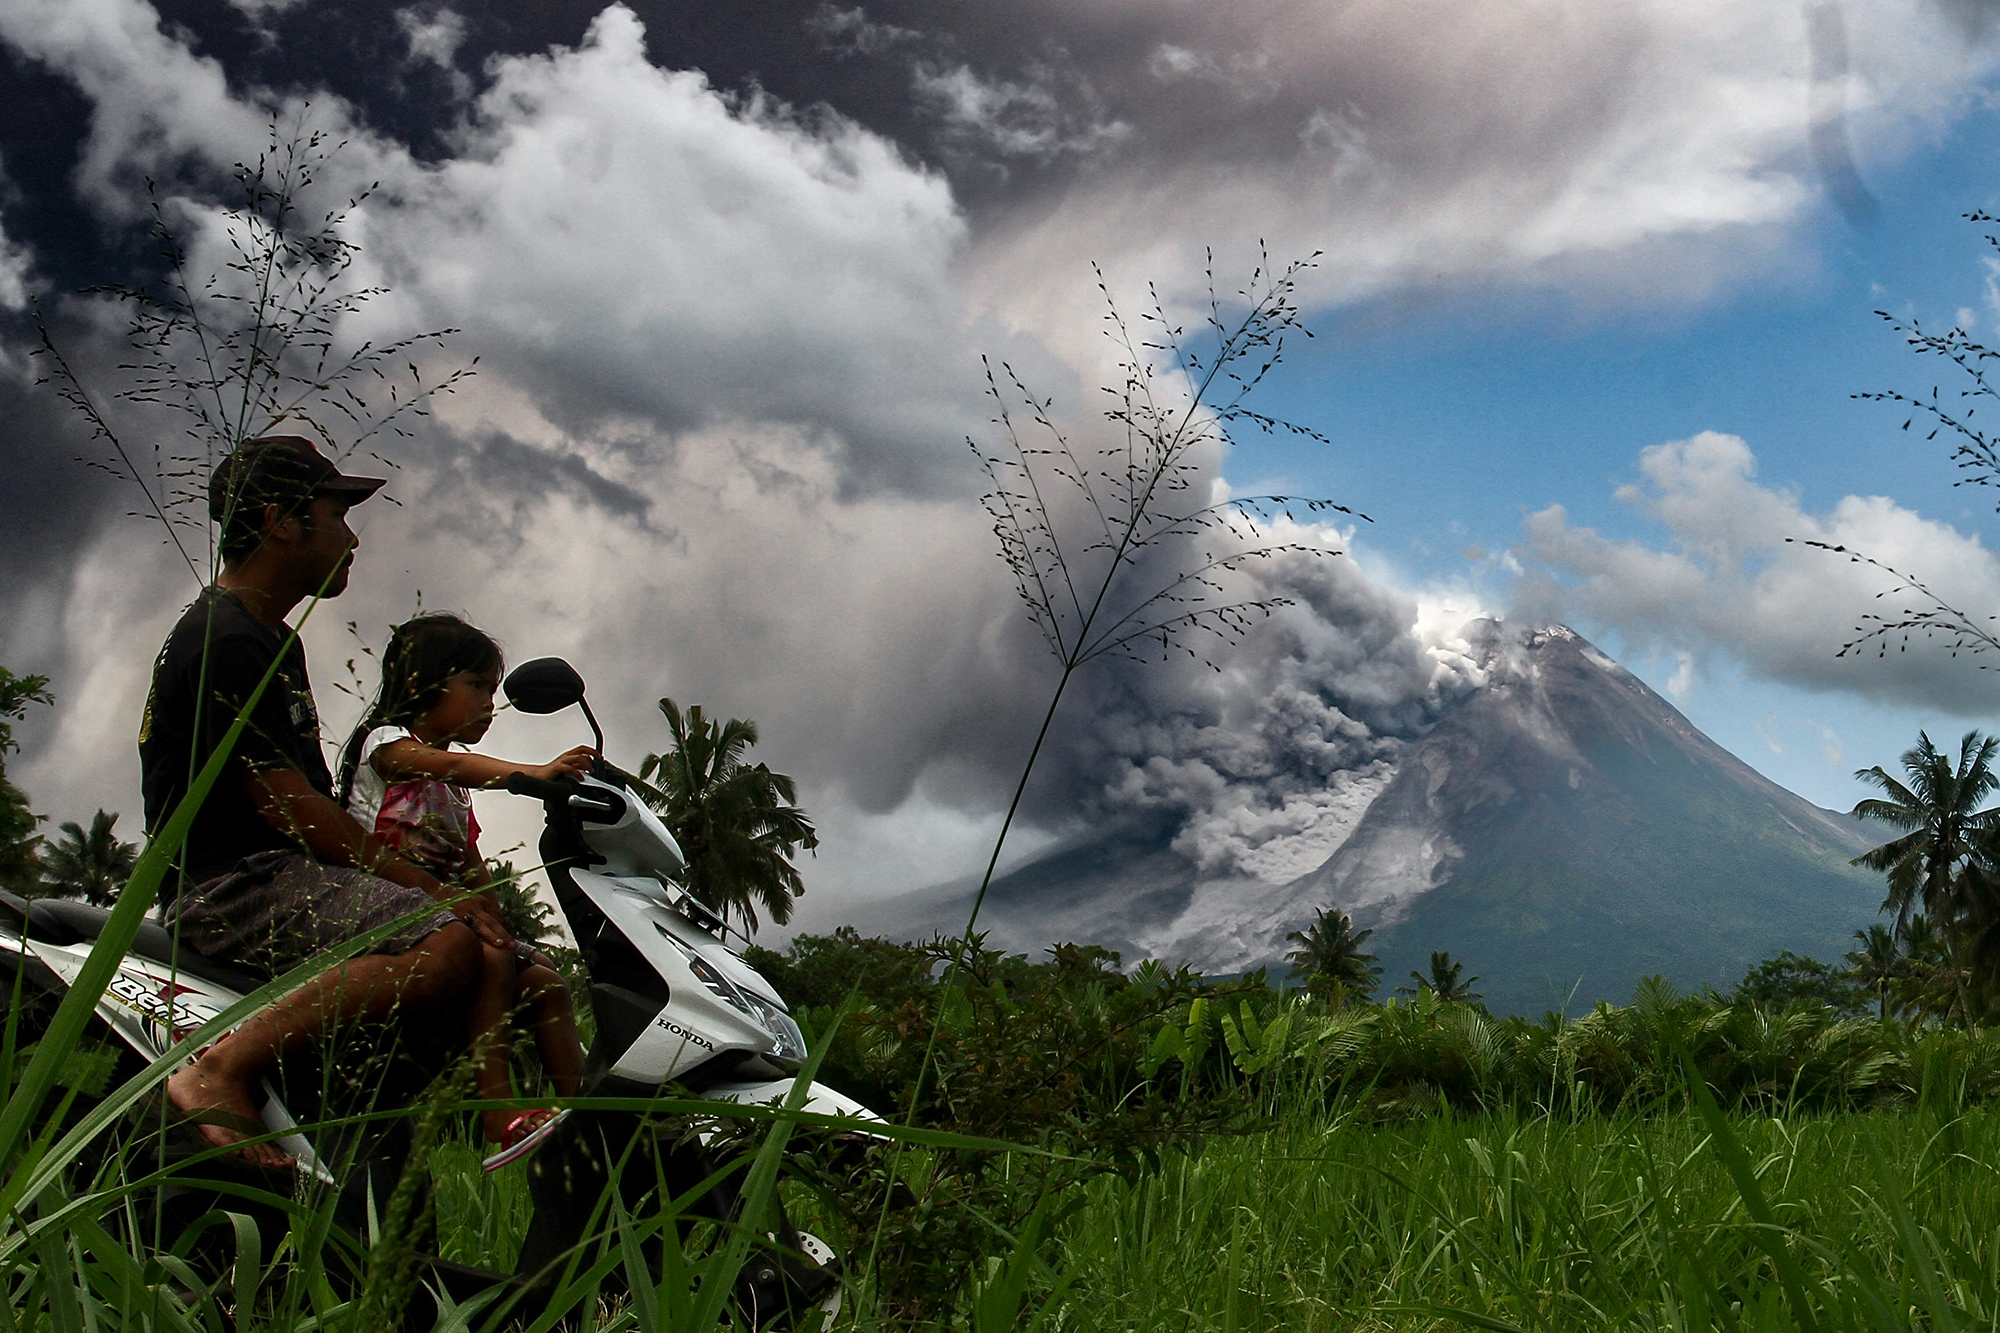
top-left (336, 613), bottom-right (503, 807)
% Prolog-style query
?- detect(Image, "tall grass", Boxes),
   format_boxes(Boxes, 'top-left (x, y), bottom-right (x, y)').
top-left (1048, 1094), bottom-right (2000, 1331)
top-left (26, 956), bottom-right (2000, 1330)
top-left (421, 1068), bottom-right (2000, 1331)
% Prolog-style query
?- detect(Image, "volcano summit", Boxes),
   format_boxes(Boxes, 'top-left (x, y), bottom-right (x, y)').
top-left (841, 623), bottom-right (1883, 1014)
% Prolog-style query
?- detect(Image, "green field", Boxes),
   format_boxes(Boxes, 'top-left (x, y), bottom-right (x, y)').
top-left (15, 926), bottom-right (2000, 1331)
top-left (422, 1092), bottom-right (2000, 1331)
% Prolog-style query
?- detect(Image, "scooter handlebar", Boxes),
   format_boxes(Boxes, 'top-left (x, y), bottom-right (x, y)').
top-left (504, 772), bottom-right (570, 801)
top-left (504, 772), bottom-right (625, 820)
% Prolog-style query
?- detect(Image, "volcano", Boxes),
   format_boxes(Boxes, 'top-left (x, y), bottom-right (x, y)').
top-left (837, 623), bottom-right (1885, 1015)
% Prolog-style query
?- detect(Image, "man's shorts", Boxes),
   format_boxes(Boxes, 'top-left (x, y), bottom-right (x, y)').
top-left (168, 850), bottom-right (463, 973)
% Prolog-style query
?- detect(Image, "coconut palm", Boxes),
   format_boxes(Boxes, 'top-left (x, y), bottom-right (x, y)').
top-left (38, 809), bottom-right (138, 906)
top-left (1852, 730), bottom-right (2000, 1024)
top-left (638, 698), bottom-right (817, 933)
top-left (1891, 913), bottom-right (1962, 1026)
top-left (1402, 950), bottom-right (1482, 1004)
top-left (484, 858), bottom-right (560, 951)
top-left (1284, 908), bottom-right (1380, 1005)
top-left (0, 666), bottom-right (52, 893)
top-left (1843, 923), bottom-right (1902, 1022)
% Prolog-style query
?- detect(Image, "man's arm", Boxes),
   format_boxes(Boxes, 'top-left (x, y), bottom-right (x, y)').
top-left (246, 766), bottom-right (514, 948)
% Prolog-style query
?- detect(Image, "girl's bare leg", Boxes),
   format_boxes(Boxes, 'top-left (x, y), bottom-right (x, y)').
top-left (518, 963), bottom-right (584, 1097)
top-left (470, 941), bottom-right (520, 1143)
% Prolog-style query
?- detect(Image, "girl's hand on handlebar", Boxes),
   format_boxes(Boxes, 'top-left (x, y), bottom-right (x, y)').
top-left (525, 747), bottom-right (595, 783)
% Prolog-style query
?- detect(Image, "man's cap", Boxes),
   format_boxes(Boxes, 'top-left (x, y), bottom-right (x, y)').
top-left (208, 435), bottom-right (387, 522)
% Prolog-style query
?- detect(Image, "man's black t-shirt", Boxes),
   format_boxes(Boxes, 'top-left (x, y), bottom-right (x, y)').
top-left (139, 588), bottom-right (334, 888)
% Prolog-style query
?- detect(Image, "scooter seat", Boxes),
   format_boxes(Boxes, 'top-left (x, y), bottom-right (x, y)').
top-left (21, 898), bottom-right (269, 996)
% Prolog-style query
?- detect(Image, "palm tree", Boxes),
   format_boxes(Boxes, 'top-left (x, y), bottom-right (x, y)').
top-left (38, 809), bottom-right (138, 906)
top-left (1284, 908), bottom-right (1380, 1005)
top-left (1852, 730), bottom-right (2000, 1025)
top-left (1401, 950), bottom-right (1482, 1004)
top-left (638, 698), bottom-right (818, 933)
top-left (1890, 914), bottom-right (1962, 1024)
top-left (0, 666), bottom-right (52, 893)
top-left (484, 859), bottom-right (560, 951)
top-left (1843, 923), bottom-right (1902, 1022)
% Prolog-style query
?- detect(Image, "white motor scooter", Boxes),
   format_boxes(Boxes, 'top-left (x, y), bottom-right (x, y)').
top-left (0, 654), bottom-right (873, 1325)
top-left (494, 656), bottom-right (875, 1317)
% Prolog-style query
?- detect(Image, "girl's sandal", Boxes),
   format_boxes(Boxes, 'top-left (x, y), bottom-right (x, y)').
top-left (480, 1107), bottom-right (571, 1173)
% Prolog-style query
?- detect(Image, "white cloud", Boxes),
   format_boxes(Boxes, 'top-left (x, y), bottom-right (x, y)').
top-left (351, 7), bottom-right (1002, 485)
top-left (1518, 430), bottom-right (2000, 716)
top-left (397, 6), bottom-right (466, 68)
top-left (1667, 651), bottom-right (1696, 698)
top-left (1755, 712), bottom-right (1785, 754)
top-left (806, 5), bottom-right (921, 58)
top-left (397, 6), bottom-right (472, 100)
top-left (913, 62), bottom-right (1132, 165)
top-left (1806, 717), bottom-right (1847, 769)
top-left (0, 217), bottom-right (27, 312)
top-left (0, 0), bottom-right (269, 223)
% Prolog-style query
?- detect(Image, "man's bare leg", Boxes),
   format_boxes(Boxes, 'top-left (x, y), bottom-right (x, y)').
top-left (165, 922), bottom-right (481, 1167)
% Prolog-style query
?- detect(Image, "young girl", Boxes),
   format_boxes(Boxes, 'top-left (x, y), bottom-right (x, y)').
top-left (338, 613), bottom-right (595, 1146)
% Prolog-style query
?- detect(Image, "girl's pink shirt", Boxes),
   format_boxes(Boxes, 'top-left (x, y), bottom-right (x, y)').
top-left (345, 725), bottom-right (480, 878)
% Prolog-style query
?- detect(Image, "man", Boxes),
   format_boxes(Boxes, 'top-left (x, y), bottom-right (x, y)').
top-left (141, 436), bottom-right (511, 1167)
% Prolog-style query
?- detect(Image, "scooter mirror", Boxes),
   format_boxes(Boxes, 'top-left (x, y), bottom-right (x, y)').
top-left (504, 657), bottom-right (588, 715)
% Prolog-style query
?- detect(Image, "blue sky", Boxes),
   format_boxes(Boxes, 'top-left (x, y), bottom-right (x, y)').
top-left (1226, 103), bottom-right (2000, 810)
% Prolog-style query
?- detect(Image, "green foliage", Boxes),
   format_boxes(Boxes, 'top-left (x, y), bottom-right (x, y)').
top-left (36, 810), bottom-right (139, 906)
top-left (720, 927), bottom-right (2000, 1324)
top-left (772, 932), bottom-right (2000, 1133)
top-left (1734, 949), bottom-right (1871, 1017)
top-left (0, 667), bottom-right (52, 893)
top-left (0, 667), bottom-right (51, 758)
top-left (638, 696), bottom-right (818, 932)
top-left (753, 931), bottom-right (1260, 1323)
top-left (1845, 922), bottom-right (1901, 1021)
top-left (22, 916), bottom-right (2000, 1330)
top-left (742, 924), bottom-right (941, 1015)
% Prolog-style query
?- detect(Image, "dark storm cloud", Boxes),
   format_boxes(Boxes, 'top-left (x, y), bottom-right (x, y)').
top-left (0, 372), bottom-right (126, 646)
top-left (430, 431), bottom-right (656, 532)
